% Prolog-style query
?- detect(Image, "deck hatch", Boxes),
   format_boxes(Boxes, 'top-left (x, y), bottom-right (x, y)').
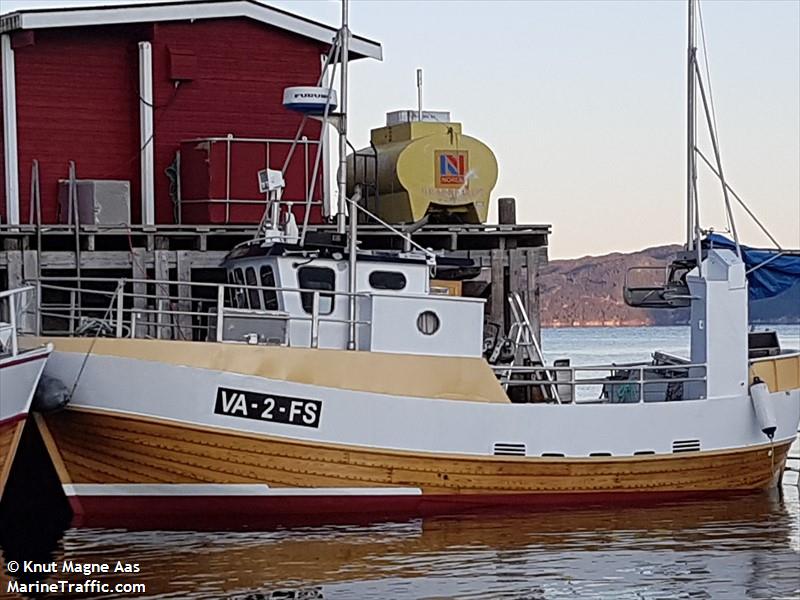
top-left (493, 443), bottom-right (526, 456)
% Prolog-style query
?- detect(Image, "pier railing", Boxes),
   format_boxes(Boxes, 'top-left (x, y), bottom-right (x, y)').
top-left (33, 277), bottom-right (372, 350)
top-left (178, 135), bottom-right (325, 224)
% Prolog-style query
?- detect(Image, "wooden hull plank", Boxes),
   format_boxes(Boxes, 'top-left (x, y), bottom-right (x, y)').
top-left (38, 408), bottom-right (793, 525)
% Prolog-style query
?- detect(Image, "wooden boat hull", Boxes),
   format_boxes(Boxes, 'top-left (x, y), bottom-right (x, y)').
top-left (0, 346), bottom-right (51, 499)
top-left (0, 417), bottom-right (26, 500)
top-left (37, 408), bottom-right (793, 526)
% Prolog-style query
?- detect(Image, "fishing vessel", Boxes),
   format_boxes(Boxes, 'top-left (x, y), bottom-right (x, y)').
top-left (23, 0), bottom-right (800, 524)
top-left (0, 286), bottom-right (51, 501)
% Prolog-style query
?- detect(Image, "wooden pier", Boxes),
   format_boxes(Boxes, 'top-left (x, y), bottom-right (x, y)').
top-left (0, 212), bottom-right (550, 341)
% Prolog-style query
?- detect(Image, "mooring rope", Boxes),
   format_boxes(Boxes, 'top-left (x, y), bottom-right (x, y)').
top-left (67, 280), bottom-right (124, 402)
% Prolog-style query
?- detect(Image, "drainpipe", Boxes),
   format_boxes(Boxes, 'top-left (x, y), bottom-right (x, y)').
top-left (138, 41), bottom-right (155, 226)
top-left (1, 34), bottom-right (20, 227)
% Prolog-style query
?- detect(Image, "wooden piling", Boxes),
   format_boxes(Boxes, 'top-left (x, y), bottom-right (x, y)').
top-left (131, 248), bottom-right (147, 338)
top-left (176, 251), bottom-right (193, 341)
top-left (498, 197), bottom-right (517, 225)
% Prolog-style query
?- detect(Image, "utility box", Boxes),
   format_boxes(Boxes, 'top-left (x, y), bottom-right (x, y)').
top-left (57, 180), bottom-right (131, 226)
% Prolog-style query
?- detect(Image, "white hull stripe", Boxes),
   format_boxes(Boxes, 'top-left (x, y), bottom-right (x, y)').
top-left (62, 484), bottom-right (423, 497)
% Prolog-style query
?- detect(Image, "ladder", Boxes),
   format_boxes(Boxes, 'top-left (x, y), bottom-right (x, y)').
top-left (504, 292), bottom-right (561, 403)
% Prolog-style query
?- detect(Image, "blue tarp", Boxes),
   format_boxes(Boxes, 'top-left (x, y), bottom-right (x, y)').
top-left (705, 233), bottom-right (800, 300)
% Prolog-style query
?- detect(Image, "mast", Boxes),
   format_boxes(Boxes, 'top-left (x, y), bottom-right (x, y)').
top-left (686, 0), bottom-right (697, 252)
top-left (337, 0), bottom-right (349, 235)
top-left (339, 0), bottom-right (358, 350)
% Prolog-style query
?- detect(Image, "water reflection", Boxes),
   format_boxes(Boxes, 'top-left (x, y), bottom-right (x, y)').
top-left (2, 488), bottom-right (798, 599)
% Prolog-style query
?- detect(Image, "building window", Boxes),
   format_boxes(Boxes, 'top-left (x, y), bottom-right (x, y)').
top-left (298, 266), bottom-right (335, 315)
top-left (369, 270), bottom-right (407, 291)
top-left (417, 310), bottom-right (440, 335)
top-left (245, 267), bottom-right (261, 310)
top-left (260, 266), bottom-right (278, 310)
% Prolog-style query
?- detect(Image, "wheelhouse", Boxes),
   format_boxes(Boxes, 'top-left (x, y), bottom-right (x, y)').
top-left (219, 242), bottom-right (485, 358)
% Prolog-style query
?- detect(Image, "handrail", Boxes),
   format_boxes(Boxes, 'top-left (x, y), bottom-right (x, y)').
top-left (36, 276), bottom-right (373, 300)
top-left (492, 362), bottom-right (708, 404)
top-left (183, 136), bottom-right (320, 145)
top-left (493, 363), bottom-right (707, 372)
top-left (0, 286), bottom-right (34, 299)
top-left (749, 350), bottom-right (800, 363)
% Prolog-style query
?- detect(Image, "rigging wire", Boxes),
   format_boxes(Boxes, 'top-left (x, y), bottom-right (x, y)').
top-left (697, 1), bottom-right (736, 241)
top-left (695, 147), bottom-right (783, 250)
top-left (697, 2), bottom-right (721, 153)
top-left (66, 280), bottom-right (124, 403)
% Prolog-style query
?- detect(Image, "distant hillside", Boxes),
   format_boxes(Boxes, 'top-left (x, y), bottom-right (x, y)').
top-left (539, 245), bottom-right (800, 327)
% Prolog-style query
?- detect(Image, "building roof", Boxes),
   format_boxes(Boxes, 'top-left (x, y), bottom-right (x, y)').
top-left (0, 0), bottom-right (382, 60)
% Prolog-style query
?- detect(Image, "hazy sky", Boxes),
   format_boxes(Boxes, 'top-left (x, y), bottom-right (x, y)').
top-left (2, 0), bottom-right (798, 258)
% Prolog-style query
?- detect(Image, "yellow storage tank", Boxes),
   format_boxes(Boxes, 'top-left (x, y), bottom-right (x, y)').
top-left (347, 120), bottom-right (498, 224)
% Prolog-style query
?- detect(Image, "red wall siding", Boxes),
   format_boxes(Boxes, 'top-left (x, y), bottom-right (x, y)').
top-left (6, 18), bottom-right (327, 225)
top-left (151, 18), bottom-right (325, 224)
top-left (0, 55), bottom-right (5, 224)
top-left (13, 25), bottom-right (146, 224)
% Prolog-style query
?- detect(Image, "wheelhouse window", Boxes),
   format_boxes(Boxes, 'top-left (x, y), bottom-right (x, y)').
top-left (245, 267), bottom-right (261, 310)
top-left (232, 268), bottom-right (247, 309)
top-left (369, 270), bottom-right (407, 291)
top-left (260, 266), bottom-right (278, 310)
top-left (298, 266), bottom-right (335, 315)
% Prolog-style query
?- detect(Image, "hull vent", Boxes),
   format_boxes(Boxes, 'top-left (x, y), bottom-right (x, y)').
top-left (672, 439), bottom-right (701, 453)
top-left (493, 443), bottom-right (526, 457)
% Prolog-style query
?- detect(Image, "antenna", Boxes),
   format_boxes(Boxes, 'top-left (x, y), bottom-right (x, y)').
top-left (417, 68), bottom-right (423, 121)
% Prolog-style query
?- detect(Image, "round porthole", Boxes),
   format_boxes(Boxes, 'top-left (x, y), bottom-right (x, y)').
top-left (417, 310), bottom-right (440, 335)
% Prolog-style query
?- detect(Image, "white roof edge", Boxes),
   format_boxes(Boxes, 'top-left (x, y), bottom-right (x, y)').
top-left (0, 0), bottom-right (382, 61)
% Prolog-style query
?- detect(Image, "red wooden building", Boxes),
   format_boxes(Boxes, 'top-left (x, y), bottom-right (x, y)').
top-left (0, 0), bottom-right (381, 227)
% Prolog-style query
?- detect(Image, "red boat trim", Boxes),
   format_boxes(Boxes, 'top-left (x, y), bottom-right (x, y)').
top-left (64, 487), bottom-right (756, 529)
top-left (0, 349), bottom-right (50, 370)
top-left (0, 412), bottom-right (27, 428)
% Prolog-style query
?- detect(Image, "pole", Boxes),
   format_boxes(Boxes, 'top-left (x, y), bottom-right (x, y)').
top-left (417, 68), bottom-right (423, 121)
top-left (337, 0), bottom-right (358, 350)
top-left (336, 0), bottom-right (349, 235)
top-left (138, 41), bottom-right (155, 226)
top-left (348, 184), bottom-right (360, 350)
top-left (686, 0), bottom-right (696, 251)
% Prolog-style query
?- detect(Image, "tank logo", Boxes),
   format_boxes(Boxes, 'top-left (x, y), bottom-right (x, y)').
top-left (435, 151), bottom-right (468, 188)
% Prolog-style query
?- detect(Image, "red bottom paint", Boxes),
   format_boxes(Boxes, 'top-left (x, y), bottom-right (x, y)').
top-left (67, 489), bottom-right (755, 530)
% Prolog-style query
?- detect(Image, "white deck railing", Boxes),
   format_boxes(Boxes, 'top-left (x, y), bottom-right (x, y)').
top-left (492, 362), bottom-right (708, 404)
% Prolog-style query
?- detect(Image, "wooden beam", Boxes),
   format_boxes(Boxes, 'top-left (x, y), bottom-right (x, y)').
top-left (526, 248), bottom-right (541, 346)
top-left (132, 248), bottom-right (147, 338)
top-left (176, 251), bottom-right (193, 341)
top-left (6, 248), bottom-right (22, 290)
top-left (154, 250), bottom-right (170, 339)
top-left (489, 249), bottom-right (505, 331)
top-left (509, 249), bottom-right (526, 362)
top-left (22, 250), bottom-right (39, 332)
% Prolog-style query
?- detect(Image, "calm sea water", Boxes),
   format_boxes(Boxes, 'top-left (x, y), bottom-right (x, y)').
top-left (1, 326), bottom-right (799, 600)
